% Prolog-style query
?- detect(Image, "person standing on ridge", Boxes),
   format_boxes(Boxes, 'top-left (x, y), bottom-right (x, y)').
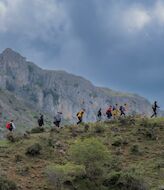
top-left (76, 109), bottom-right (85, 125)
top-left (115, 104), bottom-right (120, 117)
top-left (54, 112), bottom-right (62, 128)
top-left (97, 108), bottom-right (102, 121)
top-left (112, 104), bottom-right (120, 118)
top-left (120, 104), bottom-right (126, 116)
top-left (38, 114), bottom-right (44, 127)
top-left (6, 120), bottom-right (16, 132)
top-left (106, 106), bottom-right (112, 119)
top-left (151, 101), bottom-right (160, 118)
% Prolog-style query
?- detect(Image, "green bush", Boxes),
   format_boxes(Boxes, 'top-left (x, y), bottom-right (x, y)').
top-left (103, 171), bottom-right (148, 190)
top-left (119, 117), bottom-right (136, 126)
top-left (130, 144), bottom-right (142, 155)
top-left (6, 133), bottom-right (23, 143)
top-left (30, 127), bottom-right (45, 134)
top-left (26, 143), bottom-right (42, 156)
top-left (46, 163), bottom-right (86, 190)
top-left (84, 124), bottom-right (90, 132)
top-left (69, 138), bottom-right (110, 181)
top-left (69, 138), bottom-right (109, 165)
top-left (138, 127), bottom-right (158, 140)
top-left (0, 176), bottom-right (18, 190)
top-left (112, 136), bottom-right (123, 147)
top-left (93, 124), bottom-right (105, 134)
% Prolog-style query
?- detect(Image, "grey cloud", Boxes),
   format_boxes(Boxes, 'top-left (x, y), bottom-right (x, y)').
top-left (0, 0), bottom-right (164, 108)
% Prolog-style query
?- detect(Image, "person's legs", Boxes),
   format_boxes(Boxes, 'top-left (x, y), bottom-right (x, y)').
top-left (54, 121), bottom-right (59, 127)
top-left (155, 110), bottom-right (157, 117)
top-left (57, 121), bottom-right (60, 127)
top-left (121, 111), bottom-right (125, 116)
top-left (9, 127), bottom-right (13, 132)
top-left (77, 117), bottom-right (82, 125)
top-left (151, 109), bottom-right (156, 118)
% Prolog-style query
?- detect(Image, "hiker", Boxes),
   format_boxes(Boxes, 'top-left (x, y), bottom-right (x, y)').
top-left (38, 114), bottom-right (44, 127)
top-left (6, 120), bottom-right (16, 132)
top-left (115, 104), bottom-right (120, 117)
top-left (76, 109), bottom-right (85, 125)
top-left (53, 112), bottom-right (62, 128)
top-left (120, 104), bottom-right (126, 116)
top-left (151, 101), bottom-right (160, 118)
top-left (97, 108), bottom-right (102, 121)
top-left (112, 104), bottom-right (119, 118)
top-left (106, 106), bottom-right (112, 119)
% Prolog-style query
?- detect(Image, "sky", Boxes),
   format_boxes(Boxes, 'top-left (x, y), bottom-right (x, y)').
top-left (0, 0), bottom-right (164, 108)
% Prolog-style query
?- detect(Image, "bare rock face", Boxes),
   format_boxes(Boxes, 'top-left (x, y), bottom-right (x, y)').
top-left (0, 48), bottom-right (153, 124)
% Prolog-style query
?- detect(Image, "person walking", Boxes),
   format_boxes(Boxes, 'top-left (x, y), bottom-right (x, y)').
top-left (120, 105), bottom-right (126, 116)
top-left (54, 112), bottom-right (62, 128)
top-left (38, 114), bottom-right (44, 127)
top-left (97, 108), bottom-right (102, 121)
top-left (76, 109), bottom-right (85, 125)
top-left (6, 120), bottom-right (16, 132)
top-left (106, 106), bottom-right (113, 119)
top-left (151, 101), bottom-right (160, 118)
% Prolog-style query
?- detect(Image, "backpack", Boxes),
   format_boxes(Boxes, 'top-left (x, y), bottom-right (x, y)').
top-left (6, 122), bottom-right (12, 130)
top-left (119, 106), bottom-right (123, 111)
top-left (76, 112), bottom-right (80, 117)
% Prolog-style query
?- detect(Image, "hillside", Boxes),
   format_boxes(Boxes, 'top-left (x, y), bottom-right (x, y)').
top-left (0, 48), bottom-right (154, 126)
top-left (0, 117), bottom-right (163, 190)
top-left (0, 89), bottom-right (42, 139)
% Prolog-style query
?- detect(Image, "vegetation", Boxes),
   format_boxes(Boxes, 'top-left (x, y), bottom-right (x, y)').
top-left (0, 176), bottom-right (18, 190)
top-left (0, 117), bottom-right (163, 190)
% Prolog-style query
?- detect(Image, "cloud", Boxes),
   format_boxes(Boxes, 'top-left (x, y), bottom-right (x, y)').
top-left (120, 1), bottom-right (164, 33)
top-left (154, 1), bottom-right (164, 24)
top-left (0, 0), bottom-right (70, 43)
top-left (0, 1), bottom-right (7, 31)
top-left (0, 0), bottom-right (164, 108)
top-left (122, 6), bottom-right (151, 32)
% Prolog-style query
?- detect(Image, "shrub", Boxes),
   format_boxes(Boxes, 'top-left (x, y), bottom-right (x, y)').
top-left (130, 144), bottom-right (142, 155)
top-left (16, 165), bottom-right (29, 176)
top-left (30, 127), bottom-right (45, 134)
top-left (69, 138), bottom-right (110, 181)
top-left (26, 143), bottom-right (42, 156)
top-left (0, 176), bottom-right (18, 190)
top-left (46, 163), bottom-right (86, 190)
top-left (84, 124), bottom-right (90, 132)
top-left (103, 171), bottom-right (148, 190)
top-left (144, 128), bottom-right (158, 140)
top-left (14, 154), bottom-right (23, 163)
top-left (119, 117), bottom-right (136, 126)
top-left (93, 124), bottom-right (105, 134)
top-left (154, 160), bottom-right (164, 170)
top-left (69, 138), bottom-right (109, 165)
top-left (70, 126), bottom-right (84, 137)
top-left (6, 133), bottom-right (22, 143)
top-left (138, 127), bottom-right (158, 140)
top-left (112, 136), bottom-right (123, 147)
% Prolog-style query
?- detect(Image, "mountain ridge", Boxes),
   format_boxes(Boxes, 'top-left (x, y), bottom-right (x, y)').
top-left (0, 48), bottom-right (155, 125)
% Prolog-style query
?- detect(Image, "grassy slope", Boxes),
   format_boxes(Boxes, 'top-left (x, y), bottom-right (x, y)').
top-left (0, 117), bottom-right (164, 190)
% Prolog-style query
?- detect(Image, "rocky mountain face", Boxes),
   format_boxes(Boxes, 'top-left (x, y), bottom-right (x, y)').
top-left (0, 48), bottom-right (154, 124)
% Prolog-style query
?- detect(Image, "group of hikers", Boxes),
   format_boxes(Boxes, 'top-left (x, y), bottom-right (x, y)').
top-left (5, 101), bottom-right (160, 132)
top-left (97, 103), bottom-right (127, 121)
top-left (37, 103), bottom-right (128, 128)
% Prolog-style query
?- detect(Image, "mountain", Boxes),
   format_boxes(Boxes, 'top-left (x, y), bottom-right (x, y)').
top-left (0, 48), bottom-right (153, 125)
